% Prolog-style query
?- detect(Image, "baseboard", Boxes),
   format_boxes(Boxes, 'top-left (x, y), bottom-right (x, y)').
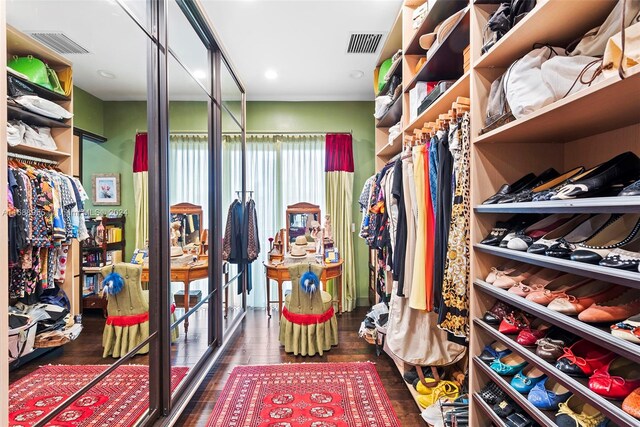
top-left (356, 297), bottom-right (370, 307)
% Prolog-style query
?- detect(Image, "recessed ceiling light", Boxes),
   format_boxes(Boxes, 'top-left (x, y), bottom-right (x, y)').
top-left (264, 69), bottom-right (278, 80)
top-left (193, 69), bottom-right (207, 79)
top-left (97, 69), bottom-right (116, 79)
top-left (350, 70), bottom-right (364, 79)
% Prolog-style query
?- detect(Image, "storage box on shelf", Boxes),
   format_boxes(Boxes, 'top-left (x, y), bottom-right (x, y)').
top-left (468, 1), bottom-right (640, 425)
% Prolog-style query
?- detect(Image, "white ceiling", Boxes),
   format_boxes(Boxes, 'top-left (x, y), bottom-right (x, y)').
top-left (6, 0), bottom-right (401, 102)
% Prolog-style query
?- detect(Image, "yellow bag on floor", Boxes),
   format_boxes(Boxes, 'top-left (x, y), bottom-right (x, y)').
top-left (416, 380), bottom-right (459, 409)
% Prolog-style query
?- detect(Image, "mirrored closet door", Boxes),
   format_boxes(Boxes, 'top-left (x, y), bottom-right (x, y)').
top-left (3, 0), bottom-right (247, 425)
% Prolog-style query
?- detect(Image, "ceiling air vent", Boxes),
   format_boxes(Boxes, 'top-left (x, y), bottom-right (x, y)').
top-left (346, 33), bottom-right (384, 54)
top-left (28, 32), bottom-right (90, 54)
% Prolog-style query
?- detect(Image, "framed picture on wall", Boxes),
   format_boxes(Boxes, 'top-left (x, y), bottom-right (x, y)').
top-left (92, 173), bottom-right (121, 205)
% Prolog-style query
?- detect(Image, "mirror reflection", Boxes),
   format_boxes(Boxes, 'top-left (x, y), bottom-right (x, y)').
top-left (6, 0), bottom-right (153, 425)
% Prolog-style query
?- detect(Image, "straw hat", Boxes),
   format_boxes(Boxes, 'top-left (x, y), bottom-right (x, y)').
top-left (419, 9), bottom-right (466, 52)
top-left (290, 236), bottom-right (308, 258)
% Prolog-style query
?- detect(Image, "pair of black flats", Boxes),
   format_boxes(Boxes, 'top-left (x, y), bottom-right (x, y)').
top-left (483, 151), bottom-right (640, 204)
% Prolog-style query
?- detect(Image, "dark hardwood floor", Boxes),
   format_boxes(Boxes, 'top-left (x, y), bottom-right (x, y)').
top-left (177, 307), bottom-right (426, 426)
top-left (10, 306), bottom-right (425, 426)
top-left (9, 305), bottom-right (228, 383)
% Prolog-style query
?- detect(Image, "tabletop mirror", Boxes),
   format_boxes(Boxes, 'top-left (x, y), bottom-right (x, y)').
top-left (170, 202), bottom-right (204, 255)
top-left (286, 202), bottom-right (321, 251)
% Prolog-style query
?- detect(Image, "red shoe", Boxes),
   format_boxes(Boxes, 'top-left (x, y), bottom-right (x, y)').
top-left (499, 312), bottom-right (530, 335)
top-left (516, 321), bottom-right (552, 347)
top-left (556, 339), bottom-right (616, 377)
top-left (589, 358), bottom-right (640, 400)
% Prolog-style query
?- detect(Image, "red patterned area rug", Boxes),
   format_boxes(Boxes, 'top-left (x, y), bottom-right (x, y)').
top-left (207, 362), bottom-right (401, 427)
top-left (9, 365), bottom-right (188, 427)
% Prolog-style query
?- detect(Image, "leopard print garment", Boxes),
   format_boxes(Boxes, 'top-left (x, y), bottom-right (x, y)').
top-left (438, 112), bottom-right (470, 339)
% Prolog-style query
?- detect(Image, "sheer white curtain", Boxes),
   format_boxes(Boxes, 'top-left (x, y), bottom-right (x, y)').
top-left (169, 134), bottom-right (210, 300)
top-left (222, 134), bottom-right (325, 308)
top-left (169, 134), bottom-right (210, 228)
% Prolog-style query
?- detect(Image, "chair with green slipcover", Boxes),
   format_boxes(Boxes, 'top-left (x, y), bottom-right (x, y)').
top-left (279, 263), bottom-right (338, 356)
top-left (101, 263), bottom-right (179, 358)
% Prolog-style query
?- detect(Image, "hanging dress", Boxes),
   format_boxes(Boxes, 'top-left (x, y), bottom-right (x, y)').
top-left (438, 113), bottom-right (471, 338)
top-left (409, 145), bottom-right (427, 310)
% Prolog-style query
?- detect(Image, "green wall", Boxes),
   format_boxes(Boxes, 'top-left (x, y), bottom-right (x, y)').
top-left (74, 96), bottom-right (375, 305)
top-left (73, 87), bottom-right (104, 135)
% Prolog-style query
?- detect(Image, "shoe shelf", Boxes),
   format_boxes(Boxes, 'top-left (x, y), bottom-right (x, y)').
top-left (405, 71), bottom-right (470, 133)
top-left (376, 95), bottom-right (404, 128)
top-left (404, 0), bottom-right (468, 55)
top-left (474, 197), bottom-right (640, 214)
top-left (376, 131), bottom-right (404, 159)
top-left (474, 244), bottom-right (640, 290)
top-left (474, 0), bottom-right (616, 69)
top-left (8, 144), bottom-right (71, 160)
top-left (474, 66), bottom-right (640, 145)
top-left (404, 8), bottom-right (470, 92)
top-left (471, 393), bottom-right (508, 427)
top-left (473, 358), bottom-right (556, 427)
top-left (475, 279), bottom-right (640, 364)
top-left (474, 318), bottom-right (639, 427)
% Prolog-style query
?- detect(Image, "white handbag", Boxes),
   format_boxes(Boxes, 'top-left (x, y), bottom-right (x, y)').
top-left (505, 46), bottom-right (563, 119)
top-left (569, 0), bottom-right (640, 57)
top-left (541, 54), bottom-right (601, 100)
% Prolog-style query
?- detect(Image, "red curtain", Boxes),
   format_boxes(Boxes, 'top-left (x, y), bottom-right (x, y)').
top-left (133, 132), bottom-right (148, 173)
top-left (325, 133), bottom-right (354, 172)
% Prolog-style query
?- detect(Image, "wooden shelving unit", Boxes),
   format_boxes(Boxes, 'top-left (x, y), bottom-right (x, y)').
top-left (468, 1), bottom-right (640, 426)
top-left (7, 143), bottom-right (71, 159)
top-left (404, 7), bottom-right (470, 92)
top-left (475, 319), bottom-right (638, 427)
top-left (7, 104), bottom-right (71, 128)
top-left (6, 25), bottom-right (79, 316)
top-left (372, 1), bottom-right (473, 419)
top-left (405, 71), bottom-right (470, 132)
top-left (474, 66), bottom-right (640, 145)
top-left (475, 280), bottom-right (640, 364)
top-left (376, 1), bottom-right (640, 425)
top-left (80, 216), bottom-right (126, 316)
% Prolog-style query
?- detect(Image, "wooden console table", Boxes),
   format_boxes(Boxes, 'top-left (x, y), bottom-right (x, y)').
top-left (263, 259), bottom-right (344, 318)
top-left (141, 262), bottom-right (208, 334)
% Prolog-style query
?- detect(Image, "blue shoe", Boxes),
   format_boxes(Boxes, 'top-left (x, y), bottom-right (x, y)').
top-left (479, 341), bottom-right (512, 364)
top-left (527, 378), bottom-right (572, 410)
top-left (510, 366), bottom-right (546, 393)
top-left (490, 354), bottom-right (528, 376)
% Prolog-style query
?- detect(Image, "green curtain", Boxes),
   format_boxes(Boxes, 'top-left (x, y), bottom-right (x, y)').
top-left (326, 172), bottom-right (356, 312)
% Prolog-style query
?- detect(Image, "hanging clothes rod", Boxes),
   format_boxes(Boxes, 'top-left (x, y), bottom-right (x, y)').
top-left (8, 152), bottom-right (59, 165)
top-left (235, 190), bottom-right (254, 199)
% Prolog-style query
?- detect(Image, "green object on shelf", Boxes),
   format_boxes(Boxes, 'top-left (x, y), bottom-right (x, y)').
top-left (8, 55), bottom-right (53, 90)
top-left (377, 58), bottom-right (393, 93)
